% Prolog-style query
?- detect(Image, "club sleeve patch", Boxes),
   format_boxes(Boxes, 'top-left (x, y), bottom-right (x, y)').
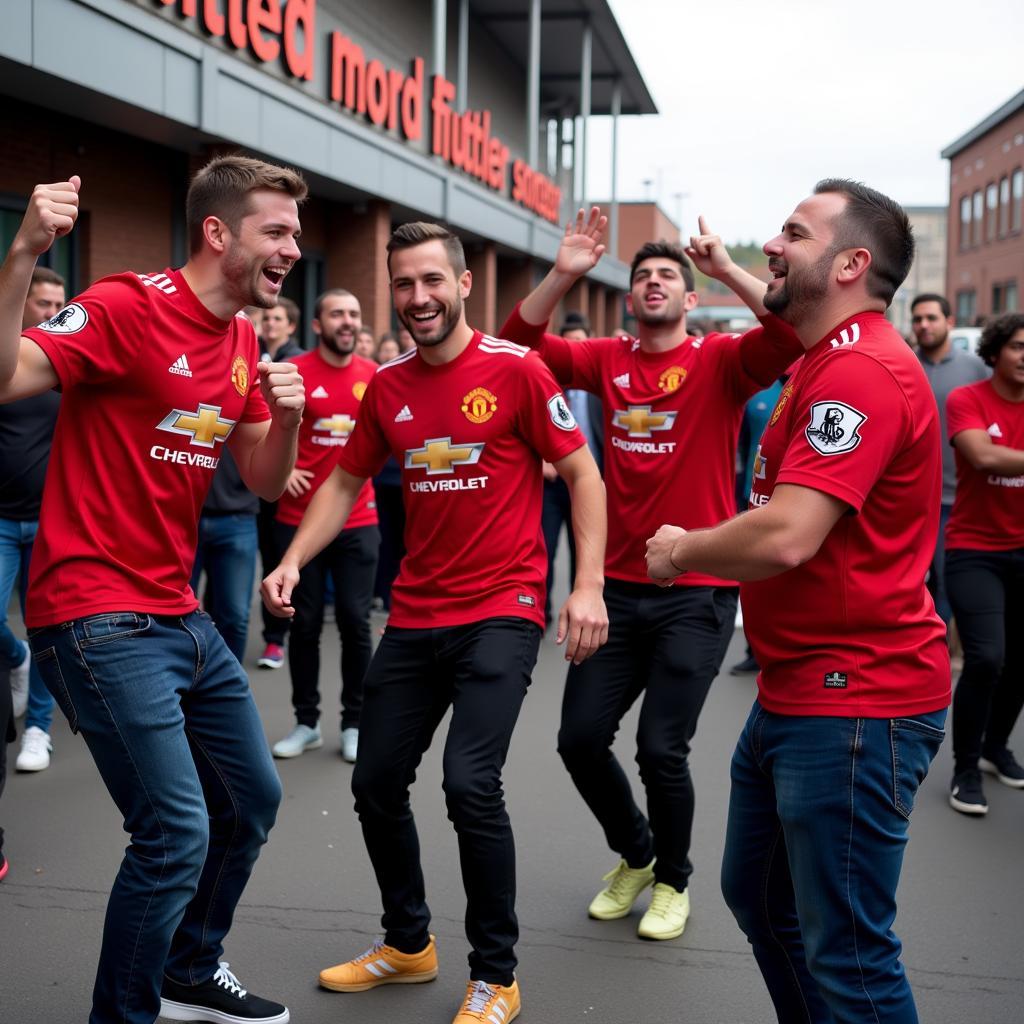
top-left (38, 303), bottom-right (89, 334)
top-left (804, 401), bottom-right (866, 456)
top-left (547, 392), bottom-right (578, 431)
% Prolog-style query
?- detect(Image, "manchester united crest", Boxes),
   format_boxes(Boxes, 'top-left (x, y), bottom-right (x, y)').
top-left (231, 355), bottom-right (249, 397)
top-left (352, 380), bottom-right (367, 401)
top-left (461, 387), bottom-right (498, 424)
top-left (769, 382), bottom-right (794, 426)
top-left (658, 366), bottom-right (687, 393)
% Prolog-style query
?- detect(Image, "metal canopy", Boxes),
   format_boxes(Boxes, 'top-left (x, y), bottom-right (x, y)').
top-left (469, 0), bottom-right (657, 116)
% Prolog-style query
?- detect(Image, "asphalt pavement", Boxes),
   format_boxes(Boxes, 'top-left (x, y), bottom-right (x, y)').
top-left (2, 594), bottom-right (1022, 1024)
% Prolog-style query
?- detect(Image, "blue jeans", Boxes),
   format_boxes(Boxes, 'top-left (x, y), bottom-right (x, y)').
top-left (190, 513), bottom-right (258, 663)
top-left (30, 611), bottom-right (281, 1024)
top-left (721, 702), bottom-right (946, 1024)
top-left (0, 516), bottom-right (53, 732)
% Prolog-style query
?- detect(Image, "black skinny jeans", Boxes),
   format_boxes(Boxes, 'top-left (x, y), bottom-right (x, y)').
top-left (274, 522), bottom-right (378, 730)
top-left (947, 546), bottom-right (1024, 773)
top-left (351, 617), bottom-right (541, 986)
top-left (557, 579), bottom-right (737, 891)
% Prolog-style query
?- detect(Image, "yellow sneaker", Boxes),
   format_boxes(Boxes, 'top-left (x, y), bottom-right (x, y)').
top-left (318, 935), bottom-right (438, 992)
top-left (587, 858), bottom-right (655, 920)
top-left (637, 883), bottom-right (690, 940)
top-left (452, 979), bottom-right (521, 1024)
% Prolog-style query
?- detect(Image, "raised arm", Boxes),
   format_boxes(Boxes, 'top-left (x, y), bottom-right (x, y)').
top-left (517, 206), bottom-right (607, 327)
top-left (0, 176), bottom-right (79, 401)
top-left (686, 215), bottom-right (768, 316)
top-left (260, 465), bottom-right (367, 617)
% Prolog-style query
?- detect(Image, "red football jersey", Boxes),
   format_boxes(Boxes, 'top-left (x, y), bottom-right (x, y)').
top-left (22, 269), bottom-right (269, 627)
top-left (500, 304), bottom-right (802, 585)
top-left (276, 349), bottom-right (378, 528)
top-left (338, 331), bottom-right (586, 628)
top-left (742, 312), bottom-right (950, 717)
top-left (946, 380), bottom-right (1024, 551)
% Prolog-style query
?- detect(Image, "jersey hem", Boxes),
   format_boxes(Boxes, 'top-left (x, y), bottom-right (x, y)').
top-left (26, 596), bottom-right (201, 629)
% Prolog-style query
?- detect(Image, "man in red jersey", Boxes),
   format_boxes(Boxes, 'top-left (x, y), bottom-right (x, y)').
top-left (271, 288), bottom-right (379, 763)
top-left (500, 209), bottom-right (799, 940)
top-left (646, 180), bottom-right (950, 1024)
top-left (944, 312), bottom-right (1024, 815)
top-left (262, 221), bottom-right (607, 1024)
top-left (0, 156), bottom-right (307, 1024)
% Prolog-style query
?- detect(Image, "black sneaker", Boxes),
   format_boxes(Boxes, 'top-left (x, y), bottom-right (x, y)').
top-left (979, 747), bottom-right (1024, 789)
top-left (949, 770), bottom-right (989, 816)
top-left (729, 654), bottom-right (760, 676)
top-left (161, 962), bottom-right (289, 1023)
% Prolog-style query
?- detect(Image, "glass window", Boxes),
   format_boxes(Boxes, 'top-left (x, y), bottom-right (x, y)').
top-left (1013, 169), bottom-right (1023, 233)
top-left (993, 282), bottom-right (1005, 314)
top-left (956, 289), bottom-right (976, 325)
top-left (972, 190), bottom-right (984, 245)
top-left (1006, 281), bottom-right (1018, 312)
top-left (959, 194), bottom-right (971, 250)
top-left (986, 183), bottom-right (998, 242)
top-left (999, 177), bottom-right (1010, 236)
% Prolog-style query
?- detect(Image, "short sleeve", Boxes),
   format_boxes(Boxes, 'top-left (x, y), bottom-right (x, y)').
top-left (774, 353), bottom-right (907, 512)
top-left (946, 385), bottom-right (985, 443)
top-left (498, 303), bottom-right (605, 392)
top-left (21, 274), bottom-right (149, 389)
top-left (515, 353), bottom-right (587, 463)
top-left (337, 374), bottom-right (390, 479)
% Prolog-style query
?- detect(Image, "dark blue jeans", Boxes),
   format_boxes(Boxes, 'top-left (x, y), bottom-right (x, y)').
top-left (190, 513), bottom-right (258, 663)
top-left (0, 515), bottom-right (54, 731)
top-left (30, 611), bottom-right (281, 1024)
top-left (721, 702), bottom-right (946, 1024)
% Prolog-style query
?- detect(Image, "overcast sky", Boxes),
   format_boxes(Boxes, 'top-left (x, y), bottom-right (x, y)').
top-left (585, 0), bottom-right (1022, 245)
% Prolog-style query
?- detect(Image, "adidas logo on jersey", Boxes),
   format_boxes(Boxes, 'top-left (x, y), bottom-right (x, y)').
top-left (828, 322), bottom-right (861, 349)
top-left (169, 354), bottom-right (193, 377)
top-left (613, 373), bottom-right (630, 388)
top-left (988, 422), bottom-right (1003, 438)
top-left (138, 272), bottom-right (177, 295)
top-left (395, 405), bottom-right (414, 422)
top-left (311, 385), bottom-right (329, 399)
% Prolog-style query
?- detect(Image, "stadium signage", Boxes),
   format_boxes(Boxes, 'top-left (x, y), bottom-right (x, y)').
top-left (155, 1), bottom-right (562, 222)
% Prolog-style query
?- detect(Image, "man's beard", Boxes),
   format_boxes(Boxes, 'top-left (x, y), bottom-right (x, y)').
top-left (633, 293), bottom-right (685, 328)
top-left (399, 294), bottom-right (462, 348)
top-left (223, 240), bottom-right (270, 309)
top-left (321, 331), bottom-right (356, 357)
top-left (763, 251), bottom-right (834, 325)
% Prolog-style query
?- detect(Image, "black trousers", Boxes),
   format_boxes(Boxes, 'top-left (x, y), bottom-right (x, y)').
top-left (947, 547), bottom-right (1024, 773)
top-left (352, 617), bottom-right (541, 986)
top-left (541, 477), bottom-right (576, 627)
top-left (372, 483), bottom-right (406, 611)
top-left (274, 522), bottom-right (378, 731)
top-left (558, 579), bottom-right (737, 891)
top-left (258, 499), bottom-right (289, 647)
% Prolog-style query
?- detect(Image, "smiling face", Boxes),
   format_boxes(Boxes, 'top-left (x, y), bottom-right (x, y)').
top-left (314, 293), bottom-right (362, 358)
top-left (627, 257), bottom-right (695, 327)
top-left (761, 193), bottom-right (848, 327)
top-left (218, 189), bottom-right (302, 310)
top-left (994, 329), bottom-right (1024, 390)
top-left (389, 239), bottom-right (471, 349)
top-left (261, 304), bottom-right (294, 346)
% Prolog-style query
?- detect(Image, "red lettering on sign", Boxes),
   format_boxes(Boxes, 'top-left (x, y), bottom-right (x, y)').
top-left (282, 0), bottom-right (314, 80)
top-left (247, 0), bottom-right (281, 64)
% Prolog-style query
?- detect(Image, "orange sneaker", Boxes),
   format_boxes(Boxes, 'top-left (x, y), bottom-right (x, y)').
top-left (452, 978), bottom-right (521, 1023)
top-left (318, 936), bottom-right (438, 992)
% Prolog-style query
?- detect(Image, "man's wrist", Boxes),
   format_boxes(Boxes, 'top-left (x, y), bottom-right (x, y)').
top-left (669, 539), bottom-right (687, 574)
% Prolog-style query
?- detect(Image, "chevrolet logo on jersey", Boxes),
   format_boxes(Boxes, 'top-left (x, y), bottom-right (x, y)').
top-left (156, 404), bottom-right (237, 448)
top-left (314, 414), bottom-right (356, 437)
top-left (405, 437), bottom-right (484, 475)
top-left (613, 405), bottom-right (678, 438)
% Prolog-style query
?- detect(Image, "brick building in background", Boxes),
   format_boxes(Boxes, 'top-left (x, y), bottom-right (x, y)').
top-left (943, 88), bottom-right (1024, 325)
top-left (1, 0), bottom-right (658, 342)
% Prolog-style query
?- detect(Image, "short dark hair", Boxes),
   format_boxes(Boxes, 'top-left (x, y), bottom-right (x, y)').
top-left (977, 313), bottom-right (1024, 367)
top-left (272, 297), bottom-right (300, 328)
top-left (30, 266), bottom-right (65, 290)
top-left (629, 241), bottom-right (695, 291)
top-left (186, 155), bottom-right (307, 254)
top-left (910, 293), bottom-right (951, 318)
top-left (313, 288), bottom-right (356, 321)
top-left (813, 179), bottom-right (914, 306)
top-left (559, 311), bottom-right (591, 335)
top-left (387, 222), bottom-right (466, 276)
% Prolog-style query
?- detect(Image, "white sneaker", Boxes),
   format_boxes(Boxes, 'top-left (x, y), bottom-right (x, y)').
top-left (272, 724), bottom-right (322, 759)
top-left (10, 643), bottom-right (30, 718)
top-left (16, 726), bottom-right (52, 772)
top-left (341, 727), bottom-right (358, 763)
